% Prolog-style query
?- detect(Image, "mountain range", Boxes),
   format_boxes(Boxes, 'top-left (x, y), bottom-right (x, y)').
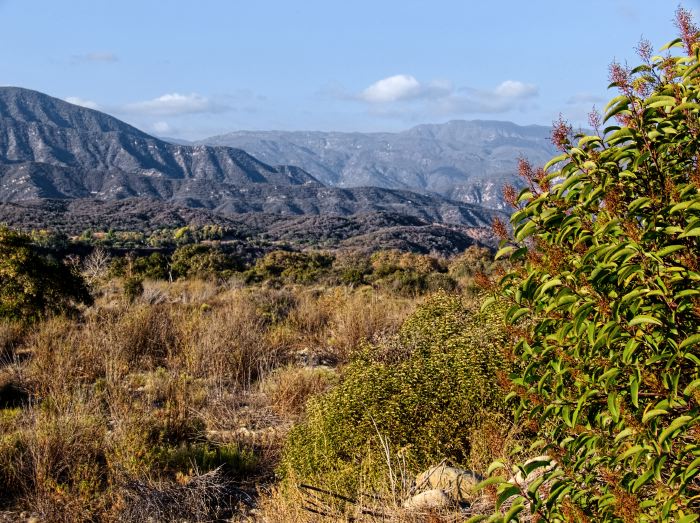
top-left (197, 121), bottom-right (557, 209)
top-left (0, 87), bottom-right (501, 230)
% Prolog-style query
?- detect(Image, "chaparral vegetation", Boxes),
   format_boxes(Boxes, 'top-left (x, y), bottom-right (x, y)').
top-left (0, 10), bottom-right (698, 523)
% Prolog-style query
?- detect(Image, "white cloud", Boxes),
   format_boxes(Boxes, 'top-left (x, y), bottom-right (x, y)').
top-left (64, 96), bottom-right (100, 110)
top-left (359, 74), bottom-right (452, 103)
top-left (494, 80), bottom-right (538, 99)
top-left (354, 74), bottom-right (538, 119)
top-left (360, 74), bottom-right (422, 103)
top-left (122, 93), bottom-right (230, 116)
top-left (71, 52), bottom-right (118, 64)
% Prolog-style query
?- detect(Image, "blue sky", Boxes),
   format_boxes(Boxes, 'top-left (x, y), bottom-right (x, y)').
top-left (0, 0), bottom-right (697, 139)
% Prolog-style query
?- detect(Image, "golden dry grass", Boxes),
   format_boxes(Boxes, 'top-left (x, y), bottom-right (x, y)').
top-left (0, 277), bottom-right (426, 521)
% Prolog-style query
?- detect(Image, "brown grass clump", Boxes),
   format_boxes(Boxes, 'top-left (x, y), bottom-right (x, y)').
top-left (0, 253), bottom-right (508, 521)
top-left (325, 289), bottom-right (412, 362)
top-left (259, 366), bottom-right (336, 418)
top-left (25, 395), bottom-right (109, 522)
top-left (0, 320), bottom-right (25, 363)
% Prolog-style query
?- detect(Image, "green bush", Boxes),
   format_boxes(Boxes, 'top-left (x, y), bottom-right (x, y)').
top-left (123, 277), bottom-right (144, 303)
top-left (370, 250), bottom-right (442, 277)
top-left (170, 244), bottom-right (241, 279)
top-left (250, 250), bottom-right (334, 284)
top-left (132, 253), bottom-right (170, 280)
top-left (0, 227), bottom-right (92, 321)
top-left (280, 292), bottom-right (510, 493)
top-left (490, 20), bottom-right (700, 521)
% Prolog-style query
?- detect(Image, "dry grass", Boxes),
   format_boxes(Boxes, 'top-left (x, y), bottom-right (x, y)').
top-left (325, 288), bottom-right (413, 362)
top-left (1, 275), bottom-right (504, 521)
top-left (259, 366), bottom-right (336, 419)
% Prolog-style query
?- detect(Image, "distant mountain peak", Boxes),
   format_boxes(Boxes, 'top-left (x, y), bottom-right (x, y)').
top-left (0, 86), bottom-right (501, 229)
top-left (197, 120), bottom-right (557, 208)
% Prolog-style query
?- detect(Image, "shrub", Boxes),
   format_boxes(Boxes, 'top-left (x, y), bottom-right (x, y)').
top-left (490, 19), bottom-right (700, 521)
top-left (132, 252), bottom-right (170, 280)
top-left (448, 245), bottom-right (493, 279)
top-left (123, 276), bottom-right (144, 303)
top-left (370, 249), bottom-right (442, 277)
top-left (251, 250), bottom-right (334, 284)
top-left (0, 227), bottom-right (92, 321)
top-left (280, 292), bottom-right (510, 493)
top-left (170, 244), bottom-right (241, 279)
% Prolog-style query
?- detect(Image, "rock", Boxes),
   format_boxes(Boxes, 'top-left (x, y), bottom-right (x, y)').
top-left (403, 488), bottom-right (452, 510)
top-left (414, 464), bottom-right (483, 502)
top-left (510, 455), bottom-right (555, 486)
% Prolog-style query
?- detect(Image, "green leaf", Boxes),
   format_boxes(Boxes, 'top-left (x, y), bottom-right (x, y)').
top-left (656, 244), bottom-right (686, 257)
top-left (503, 502), bottom-right (525, 521)
top-left (630, 374), bottom-right (640, 408)
top-left (487, 461), bottom-right (508, 475)
top-left (496, 485), bottom-right (521, 509)
top-left (642, 408), bottom-right (668, 423)
top-left (631, 469), bottom-right (654, 492)
top-left (658, 415), bottom-right (693, 444)
top-left (680, 333), bottom-right (700, 350)
top-left (473, 476), bottom-right (507, 492)
top-left (629, 315), bottom-right (663, 327)
top-left (495, 245), bottom-right (516, 260)
top-left (683, 379), bottom-right (700, 396)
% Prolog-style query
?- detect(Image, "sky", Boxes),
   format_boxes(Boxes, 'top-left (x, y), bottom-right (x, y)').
top-left (1, 0), bottom-right (698, 139)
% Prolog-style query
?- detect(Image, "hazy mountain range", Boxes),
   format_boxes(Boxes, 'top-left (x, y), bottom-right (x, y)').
top-left (0, 87), bottom-right (500, 229)
top-left (196, 121), bottom-right (557, 208)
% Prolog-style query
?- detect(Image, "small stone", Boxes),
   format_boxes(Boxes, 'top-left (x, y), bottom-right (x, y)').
top-left (415, 464), bottom-right (482, 502)
top-left (403, 488), bottom-right (451, 510)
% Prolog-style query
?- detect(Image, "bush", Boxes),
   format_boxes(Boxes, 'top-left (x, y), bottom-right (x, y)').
top-left (280, 292), bottom-right (510, 493)
top-left (132, 253), bottom-right (170, 280)
top-left (370, 250), bottom-right (442, 277)
top-left (491, 18), bottom-right (700, 521)
top-left (170, 244), bottom-right (241, 280)
top-left (250, 250), bottom-right (334, 284)
top-left (0, 227), bottom-right (92, 321)
top-left (123, 276), bottom-right (144, 303)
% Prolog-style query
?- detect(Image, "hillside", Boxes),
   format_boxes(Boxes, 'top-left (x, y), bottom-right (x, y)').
top-left (198, 120), bottom-right (558, 208)
top-left (0, 198), bottom-right (491, 254)
top-left (0, 87), bottom-right (502, 231)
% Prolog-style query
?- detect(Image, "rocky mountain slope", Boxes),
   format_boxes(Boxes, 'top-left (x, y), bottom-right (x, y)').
top-left (0, 87), bottom-right (501, 229)
top-left (0, 87), bottom-right (318, 201)
top-left (0, 199), bottom-right (490, 254)
top-left (198, 120), bottom-right (558, 208)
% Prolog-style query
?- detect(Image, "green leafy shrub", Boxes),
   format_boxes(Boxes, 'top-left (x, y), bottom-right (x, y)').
top-left (0, 227), bottom-right (92, 321)
top-left (370, 249), bottom-right (442, 277)
top-left (280, 292), bottom-right (510, 493)
top-left (132, 253), bottom-right (170, 280)
top-left (170, 244), bottom-right (241, 279)
top-left (490, 19), bottom-right (700, 521)
top-left (123, 276), bottom-right (144, 303)
top-left (249, 250), bottom-right (334, 284)
top-left (448, 246), bottom-right (493, 279)
top-left (333, 252), bottom-right (372, 286)
top-left (369, 249), bottom-right (453, 295)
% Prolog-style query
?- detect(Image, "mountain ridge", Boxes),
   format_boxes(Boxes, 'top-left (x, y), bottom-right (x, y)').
top-left (0, 87), bottom-right (503, 231)
top-left (197, 119), bottom-right (558, 208)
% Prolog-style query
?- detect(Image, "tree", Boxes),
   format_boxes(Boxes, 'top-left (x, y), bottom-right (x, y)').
top-left (488, 11), bottom-right (700, 522)
top-left (0, 227), bottom-right (92, 321)
top-left (82, 246), bottom-right (112, 286)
